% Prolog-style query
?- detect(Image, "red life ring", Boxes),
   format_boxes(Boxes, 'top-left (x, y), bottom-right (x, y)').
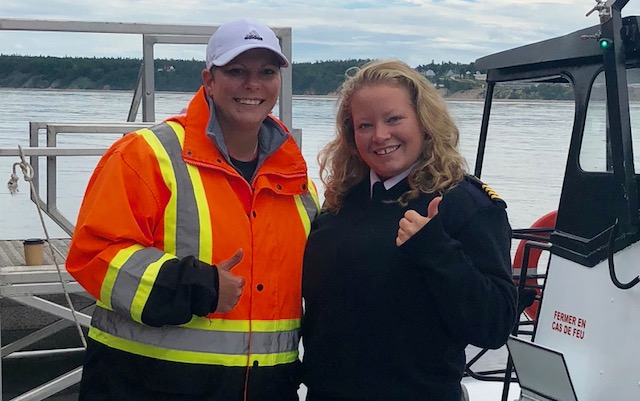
top-left (512, 210), bottom-right (557, 320)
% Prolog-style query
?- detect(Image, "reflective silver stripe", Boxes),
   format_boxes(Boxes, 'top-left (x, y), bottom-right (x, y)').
top-left (110, 247), bottom-right (166, 315)
top-left (152, 122), bottom-right (200, 259)
top-left (92, 306), bottom-right (299, 355)
top-left (299, 191), bottom-right (319, 223)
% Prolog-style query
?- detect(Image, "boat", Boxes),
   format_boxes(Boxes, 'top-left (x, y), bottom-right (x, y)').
top-left (2, 0), bottom-right (640, 399)
top-left (465, 0), bottom-right (640, 400)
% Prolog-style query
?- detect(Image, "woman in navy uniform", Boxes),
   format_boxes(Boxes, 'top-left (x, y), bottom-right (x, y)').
top-left (301, 59), bottom-right (517, 401)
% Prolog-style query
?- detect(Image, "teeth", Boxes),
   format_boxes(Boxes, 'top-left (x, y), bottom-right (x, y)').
top-left (237, 99), bottom-right (262, 105)
top-left (375, 145), bottom-right (400, 155)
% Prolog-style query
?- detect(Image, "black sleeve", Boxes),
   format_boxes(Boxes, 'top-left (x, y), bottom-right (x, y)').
top-left (141, 256), bottom-right (219, 327)
top-left (401, 196), bottom-right (517, 349)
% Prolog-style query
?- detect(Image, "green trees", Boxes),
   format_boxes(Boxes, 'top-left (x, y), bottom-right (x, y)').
top-left (0, 55), bottom-right (140, 90)
top-left (0, 55), bottom-right (572, 99)
top-left (293, 59), bottom-right (371, 95)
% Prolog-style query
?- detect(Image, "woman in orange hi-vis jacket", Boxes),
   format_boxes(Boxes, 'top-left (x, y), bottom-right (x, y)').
top-left (66, 19), bottom-right (319, 401)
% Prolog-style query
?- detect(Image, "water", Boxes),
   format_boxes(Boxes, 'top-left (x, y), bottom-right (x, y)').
top-left (0, 88), bottom-right (572, 240)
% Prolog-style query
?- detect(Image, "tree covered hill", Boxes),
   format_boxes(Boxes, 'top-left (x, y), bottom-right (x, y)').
top-left (0, 55), bottom-right (485, 95)
top-left (0, 54), bottom-right (574, 99)
top-left (0, 55), bottom-right (203, 92)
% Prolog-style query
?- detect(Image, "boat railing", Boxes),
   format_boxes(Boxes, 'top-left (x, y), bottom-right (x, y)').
top-left (0, 122), bottom-right (153, 236)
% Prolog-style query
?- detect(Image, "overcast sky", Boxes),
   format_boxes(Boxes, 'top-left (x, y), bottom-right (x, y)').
top-left (2, 1), bottom-right (640, 67)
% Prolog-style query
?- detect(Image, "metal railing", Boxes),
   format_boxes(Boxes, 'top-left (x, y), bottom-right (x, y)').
top-left (1, 122), bottom-right (154, 235)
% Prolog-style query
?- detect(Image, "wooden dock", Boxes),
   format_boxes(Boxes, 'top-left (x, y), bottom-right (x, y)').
top-left (0, 238), bottom-right (71, 268)
top-left (0, 237), bottom-right (91, 338)
top-left (0, 238), bottom-right (82, 300)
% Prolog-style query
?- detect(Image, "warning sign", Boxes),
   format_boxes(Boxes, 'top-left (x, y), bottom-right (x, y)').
top-left (551, 310), bottom-right (586, 340)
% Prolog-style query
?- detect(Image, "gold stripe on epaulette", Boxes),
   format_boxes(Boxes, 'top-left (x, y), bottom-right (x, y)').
top-left (481, 184), bottom-right (502, 200)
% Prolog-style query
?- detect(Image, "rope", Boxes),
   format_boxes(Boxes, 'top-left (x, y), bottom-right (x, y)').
top-left (9, 145), bottom-right (87, 349)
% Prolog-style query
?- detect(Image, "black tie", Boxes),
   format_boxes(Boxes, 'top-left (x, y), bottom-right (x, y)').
top-left (372, 181), bottom-right (386, 201)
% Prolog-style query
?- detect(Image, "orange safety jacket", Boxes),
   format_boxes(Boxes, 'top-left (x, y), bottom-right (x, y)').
top-left (66, 87), bottom-right (319, 373)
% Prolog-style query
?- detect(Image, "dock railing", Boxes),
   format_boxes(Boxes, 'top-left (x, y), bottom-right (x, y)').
top-left (1, 122), bottom-right (153, 235)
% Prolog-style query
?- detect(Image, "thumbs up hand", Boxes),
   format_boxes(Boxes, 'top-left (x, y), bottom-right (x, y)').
top-left (396, 196), bottom-right (442, 247)
top-left (215, 249), bottom-right (246, 313)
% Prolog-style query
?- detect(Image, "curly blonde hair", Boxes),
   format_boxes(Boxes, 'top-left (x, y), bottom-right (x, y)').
top-left (319, 59), bottom-right (467, 213)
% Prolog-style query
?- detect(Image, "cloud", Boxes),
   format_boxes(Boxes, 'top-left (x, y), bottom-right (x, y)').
top-left (2, 0), bottom-right (640, 65)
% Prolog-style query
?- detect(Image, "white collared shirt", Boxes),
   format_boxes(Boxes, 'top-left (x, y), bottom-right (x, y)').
top-left (369, 164), bottom-right (417, 199)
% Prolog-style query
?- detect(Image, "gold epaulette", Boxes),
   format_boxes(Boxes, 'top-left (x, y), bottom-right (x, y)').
top-left (463, 175), bottom-right (506, 207)
top-left (481, 183), bottom-right (502, 201)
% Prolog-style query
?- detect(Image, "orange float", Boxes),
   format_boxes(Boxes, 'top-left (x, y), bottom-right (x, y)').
top-left (512, 210), bottom-right (557, 320)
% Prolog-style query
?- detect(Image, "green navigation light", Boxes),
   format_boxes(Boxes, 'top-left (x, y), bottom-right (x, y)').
top-left (599, 38), bottom-right (612, 50)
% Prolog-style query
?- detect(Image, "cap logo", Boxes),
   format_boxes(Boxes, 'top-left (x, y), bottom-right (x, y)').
top-left (244, 30), bottom-right (263, 41)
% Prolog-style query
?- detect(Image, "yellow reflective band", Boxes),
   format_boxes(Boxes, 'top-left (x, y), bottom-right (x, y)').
top-left (88, 327), bottom-right (299, 366)
top-left (249, 351), bottom-right (300, 367)
top-left (307, 178), bottom-right (321, 210)
top-left (100, 244), bottom-right (144, 309)
top-left (183, 317), bottom-right (301, 332)
top-left (294, 178), bottom-right (320, 236)
top-left (166, 121), bottom-right (185, 147)
top-left (294, 194), bottom-right (311, 235)
top-left (139, 128), bottom-right (178, 255)
top-left (130, 252), bottom-right (175, 323)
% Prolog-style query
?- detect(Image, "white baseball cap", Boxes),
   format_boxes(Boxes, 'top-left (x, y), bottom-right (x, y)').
top-left (206, 19), bottom-right (289, 69)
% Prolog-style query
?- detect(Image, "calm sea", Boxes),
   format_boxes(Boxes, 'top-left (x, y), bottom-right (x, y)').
top-left (0, 88), bottom-right (573, 240)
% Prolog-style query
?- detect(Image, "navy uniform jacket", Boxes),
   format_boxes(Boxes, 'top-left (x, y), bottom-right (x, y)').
top-left (302, 175), bottom-right (517, 401)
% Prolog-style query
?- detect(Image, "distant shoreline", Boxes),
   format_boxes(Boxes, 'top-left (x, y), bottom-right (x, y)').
top-left (0, 87), bottom-right (578, 102)
top-left (298, 89), bottom-right (490, 102)
top-left (0, 87), bottom-right (481, 100)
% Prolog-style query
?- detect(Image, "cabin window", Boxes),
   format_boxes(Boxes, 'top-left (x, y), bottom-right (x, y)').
top-left (481, 80), bottom-right (571, 231)
top-left (581, 69), bottom-right (640, 172)
top-left (581, 71), bottom-right (608, 172)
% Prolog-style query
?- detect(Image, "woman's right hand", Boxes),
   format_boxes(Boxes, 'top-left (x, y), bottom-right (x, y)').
top-left (215, 249), bottom-right (245, 313)
top-left (396, 196), bottom-right (442, 246)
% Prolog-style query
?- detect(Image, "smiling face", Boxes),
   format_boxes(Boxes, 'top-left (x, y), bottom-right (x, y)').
top-left (352, 84), bottom-right (425, 181)
top-left (203, 48), bottom-right (281, 134)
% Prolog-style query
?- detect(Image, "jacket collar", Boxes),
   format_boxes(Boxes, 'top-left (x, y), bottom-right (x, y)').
top-left (170, 87), bottom-right (307, 178)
